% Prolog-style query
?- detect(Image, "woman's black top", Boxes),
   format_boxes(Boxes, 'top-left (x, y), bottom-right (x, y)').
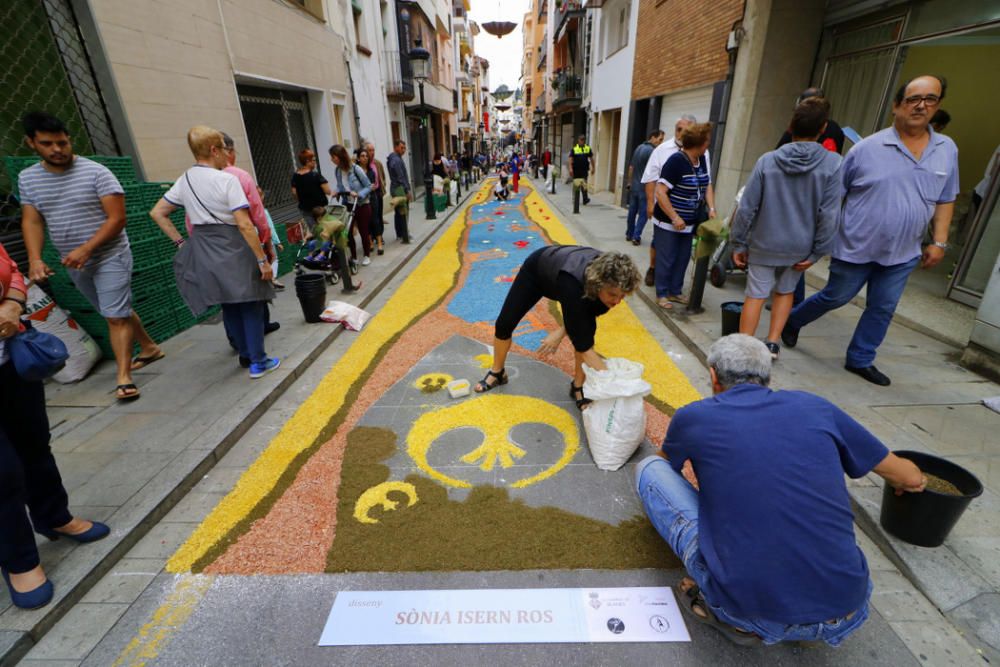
top-left (532, 245), bottom-right (608, 352)
top-left (432, 162), bottom-right (448, 179)
top-left (291, 170), bottom-right (329, 211)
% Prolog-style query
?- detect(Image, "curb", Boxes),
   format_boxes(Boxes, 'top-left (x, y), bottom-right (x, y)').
top-left (0, 186), bottom-right (482, 667)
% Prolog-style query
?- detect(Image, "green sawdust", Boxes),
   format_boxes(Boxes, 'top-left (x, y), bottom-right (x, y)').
top-left (326, 427), bottom-right (680, 572)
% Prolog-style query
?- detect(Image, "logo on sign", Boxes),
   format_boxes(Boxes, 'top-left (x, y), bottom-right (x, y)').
top-left (588, 592), bottom-right (601, 610)
top-left (606, 618), bottom-right (625, 635)
top-left (649, 615), bottom-right (670, 633)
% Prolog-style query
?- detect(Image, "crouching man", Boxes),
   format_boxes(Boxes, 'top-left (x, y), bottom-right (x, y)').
top-left (635, 334), bottom-right (925, 647)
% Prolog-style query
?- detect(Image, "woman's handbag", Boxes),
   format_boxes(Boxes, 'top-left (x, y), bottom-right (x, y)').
top-left (9, 320), bottom-right (69, 382)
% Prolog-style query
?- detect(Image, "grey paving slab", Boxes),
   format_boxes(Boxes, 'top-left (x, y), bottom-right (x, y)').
top-left (79, 558), bottom-right (161, 605)
top-left (0, 630), bottom-right (28, 667)
top-left (83, 571), bottom-right (919, 667)
top-left (949, 593), bottom-right (1000, 657)
top-left (21, 603), bottom-right (128, 661)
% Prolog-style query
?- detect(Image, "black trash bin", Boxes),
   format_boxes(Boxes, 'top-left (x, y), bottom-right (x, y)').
top-left (720, 301), bottom-right (743, 336)
top-left (879, 450), bottom-right (983, 547)
top-left (295, 273), bottom-right (327, 323)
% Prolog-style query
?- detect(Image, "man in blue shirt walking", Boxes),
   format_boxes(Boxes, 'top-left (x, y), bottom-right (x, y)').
top-left (635, 335), bottom-right (925, 646)
top-left (782, 75), bottom-right (959, 386)
top-left (625, 129), bottom-right (664, 245)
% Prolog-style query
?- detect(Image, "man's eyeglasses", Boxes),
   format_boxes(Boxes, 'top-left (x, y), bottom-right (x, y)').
top-left (902, 94), bottom-right (941, 108)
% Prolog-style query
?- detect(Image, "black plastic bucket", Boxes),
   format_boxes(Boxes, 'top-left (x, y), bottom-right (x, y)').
top-left (720, 301), bottom-right (743, 336)
top-left (879, 450), bottom-right (983, 547)
top-left (294, 273), bottom-right (327, 323)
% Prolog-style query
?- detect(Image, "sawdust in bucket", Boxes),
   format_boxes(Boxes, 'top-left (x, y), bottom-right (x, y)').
top-left (924, 472), bottom-right (962, 496)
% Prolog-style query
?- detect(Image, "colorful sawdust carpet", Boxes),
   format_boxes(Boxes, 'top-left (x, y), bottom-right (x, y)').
top-left (168, 180), bottom-right (701, 575)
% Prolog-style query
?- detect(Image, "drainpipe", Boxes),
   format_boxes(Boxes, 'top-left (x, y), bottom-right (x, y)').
top-left (346, 60), bottom-right (363, 148)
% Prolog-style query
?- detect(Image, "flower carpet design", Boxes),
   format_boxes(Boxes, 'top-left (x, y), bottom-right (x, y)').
top-left (167, 180), bottom-right (701, 575)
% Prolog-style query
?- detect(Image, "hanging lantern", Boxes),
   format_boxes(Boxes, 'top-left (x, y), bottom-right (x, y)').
top-left (482, 21), bottom-right (517, 38)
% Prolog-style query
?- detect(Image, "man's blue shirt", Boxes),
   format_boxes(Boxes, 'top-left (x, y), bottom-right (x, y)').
top-left (663, 384), bottom-right (889, 624)
top-left (835, 126), bottom-right (959, 265)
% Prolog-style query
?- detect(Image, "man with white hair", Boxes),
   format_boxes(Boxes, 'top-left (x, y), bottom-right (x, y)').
top-left (635, 334), bottom-right (925, 647)
top-left (639, 115), bottom-right (711, 286)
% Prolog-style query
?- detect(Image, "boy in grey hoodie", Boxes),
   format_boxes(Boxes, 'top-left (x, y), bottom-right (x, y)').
top-left (731, 97), bottom-right (842, 358)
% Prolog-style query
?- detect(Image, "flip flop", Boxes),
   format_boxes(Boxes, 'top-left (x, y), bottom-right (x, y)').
top-left (668, 295), bottom-right (689, 305)
top-left (130, 351), bottom-right (165, 370)
top-left (115, 384), bottom-right (141, 401)
top-left (657, 297), bottom-right (673, 310)
top-left (674, 581), bottom-right (761, 647)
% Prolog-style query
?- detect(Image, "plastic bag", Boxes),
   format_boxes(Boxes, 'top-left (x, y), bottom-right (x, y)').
top-left (24, 284), bottom-right (101, 383)
top-left (319, 300), bottom-right (372, 331)
top-left (581, 358), bottom-right (652, 471)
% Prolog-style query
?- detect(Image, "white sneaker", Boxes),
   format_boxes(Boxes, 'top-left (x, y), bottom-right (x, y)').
top-left (361, 256), bottom-right (371, 266)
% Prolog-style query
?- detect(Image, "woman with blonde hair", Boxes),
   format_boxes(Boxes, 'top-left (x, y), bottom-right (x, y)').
top-left (474, 246), bottom-right (641, 409)
top-left (150, 126), bottom-right (280, 379)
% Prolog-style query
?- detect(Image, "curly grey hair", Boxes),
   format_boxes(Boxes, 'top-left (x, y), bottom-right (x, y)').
top-left (707, 334), bottom-right (771, 389)
top-left (583, 251), bottom-right (642, 300)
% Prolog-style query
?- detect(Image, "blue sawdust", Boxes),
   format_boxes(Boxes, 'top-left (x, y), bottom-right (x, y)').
top-left (448, 191), bottom-right (550, 351)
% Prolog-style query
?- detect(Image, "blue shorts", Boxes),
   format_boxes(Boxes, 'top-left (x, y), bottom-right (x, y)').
top-left (67, 250), bottom-right (133, 318)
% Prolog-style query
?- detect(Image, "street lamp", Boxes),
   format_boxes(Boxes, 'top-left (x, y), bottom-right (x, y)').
top-left (409, 38), bottom-right (435, 220)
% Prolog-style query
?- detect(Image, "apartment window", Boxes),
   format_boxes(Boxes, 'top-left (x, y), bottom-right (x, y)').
top-left (605, 2), bottom-right (629, 56)
top-left (290, 0), bottom-right (325, 21)
top-left (333, 105), bottom-right (345, 144)
top-left (353, 7), bottom-right (371, 56)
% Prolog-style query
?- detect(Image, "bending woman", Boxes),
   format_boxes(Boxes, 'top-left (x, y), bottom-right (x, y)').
top-left (474, 246), bottom-right (641, 409)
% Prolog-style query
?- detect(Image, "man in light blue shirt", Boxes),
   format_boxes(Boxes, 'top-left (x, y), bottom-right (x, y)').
top-left (783, 75), bottom-right (958, 386)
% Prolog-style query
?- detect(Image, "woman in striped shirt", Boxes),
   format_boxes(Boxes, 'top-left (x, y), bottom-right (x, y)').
top-left (651, 123), bottom-right (716, 310)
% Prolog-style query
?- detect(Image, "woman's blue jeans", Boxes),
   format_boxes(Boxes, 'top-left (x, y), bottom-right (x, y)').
top-left (653, 227), bottom-right (693, 298)
top-left (787, 257), bottom-right (919, 367)
top-left (221, 301), bottom-right (268, 365)
top-left (634, 456), bottom-right (871, 646)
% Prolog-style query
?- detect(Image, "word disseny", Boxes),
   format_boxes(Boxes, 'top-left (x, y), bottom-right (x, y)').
top-left (395, 609), bottom-right (554, 626)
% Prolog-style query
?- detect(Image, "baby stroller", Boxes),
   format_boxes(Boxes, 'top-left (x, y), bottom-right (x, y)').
top-left (294, 198), bottom-right (362, 292)
top-left (708, 186), bottom-right (747, 288)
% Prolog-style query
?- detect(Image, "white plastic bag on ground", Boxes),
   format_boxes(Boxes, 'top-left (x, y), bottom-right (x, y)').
top-left (320, 300), bottom-right (372, 331)
top-left (581, 358), bottom-right (652, 471)
top-left (25, 284), bottom-right (101, 383)
top-left (449, 180), bottom-right (458, 201)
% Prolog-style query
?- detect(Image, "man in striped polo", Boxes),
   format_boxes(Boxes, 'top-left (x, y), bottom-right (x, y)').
top-left (19, 111), bottom-right (162, 401)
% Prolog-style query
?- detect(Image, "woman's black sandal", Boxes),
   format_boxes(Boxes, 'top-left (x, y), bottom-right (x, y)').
top-left (570, 383), bottom-right (592, 410)
top-left (475, 368), bottom-right (508, 393)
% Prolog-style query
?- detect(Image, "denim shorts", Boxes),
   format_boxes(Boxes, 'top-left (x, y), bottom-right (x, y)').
top-left (634, 455), bottom-right (872, 646)
top-left (67, 250), bottom-right (133, 318)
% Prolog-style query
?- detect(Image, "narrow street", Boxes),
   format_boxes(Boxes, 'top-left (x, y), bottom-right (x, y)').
top-left (7, 177), bottom-right (984, 666)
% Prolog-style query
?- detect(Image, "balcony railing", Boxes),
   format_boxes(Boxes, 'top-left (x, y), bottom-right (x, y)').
top-left (383, 49), bottom-right (414, 102)
top-left (551, 71), bottom-right (581, 108)
top-left (554, 0), bottom-right (584, 42)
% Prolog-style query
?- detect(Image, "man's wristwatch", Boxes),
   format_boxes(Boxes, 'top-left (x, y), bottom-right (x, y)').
top-left (930, 241), bottom-right (950, 250)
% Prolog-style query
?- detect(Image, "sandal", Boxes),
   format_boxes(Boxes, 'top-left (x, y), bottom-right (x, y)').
top-left (674, 579), bottom-right (761, 647)
top-left (115, 384), bottom-right (141, 401)
top-left (668, 295), bottom-right (689, 305)
top-left (657, 297), bottom-right (673, 310)
top-left (130, 350), bottom-right (165, 370)
top-left (570, 383), bottom-right (592, 410)
top-left (474, 368), bottom-right (508, 393)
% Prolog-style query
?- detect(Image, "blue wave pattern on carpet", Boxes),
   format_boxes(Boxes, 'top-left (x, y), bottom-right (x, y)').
top-left (447, 189), bottom-right (549, 351)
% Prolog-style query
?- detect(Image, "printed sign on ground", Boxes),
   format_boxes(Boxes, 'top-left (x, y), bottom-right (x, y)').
top-left (318, 587), bottom-right (690, 645)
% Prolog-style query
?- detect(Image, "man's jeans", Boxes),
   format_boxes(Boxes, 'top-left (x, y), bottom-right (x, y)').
top-left (626, 188), bottom-right (648, 241)
top-left (787, 257), bottom-right (919, 368)
top-left (634, 456), bottom-right (871, 646)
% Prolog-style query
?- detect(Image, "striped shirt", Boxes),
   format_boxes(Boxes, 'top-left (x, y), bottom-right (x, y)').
top-left (18, 157), bottom-right (128, 266)
top-left (654, 151), bottom-right (711, 234)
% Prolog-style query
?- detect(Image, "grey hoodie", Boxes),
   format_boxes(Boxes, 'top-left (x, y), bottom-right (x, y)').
top-left (731, 142), bottom-right (843, 266)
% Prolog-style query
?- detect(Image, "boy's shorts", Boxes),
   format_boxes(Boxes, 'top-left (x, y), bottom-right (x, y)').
top-left (746, 263), bottom-right (802, 299)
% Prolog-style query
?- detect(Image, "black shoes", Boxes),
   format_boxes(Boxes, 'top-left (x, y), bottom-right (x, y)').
top-left (781, 325), bottom-right (800, 348)
top-left (764, 341), bottom-right (780, 360)
top-left (644, 267), bottom-right (655, 287)
top-left (845, 364), bottom-right (891, 386)
top-left (265, 321), bottom-right (280, 335)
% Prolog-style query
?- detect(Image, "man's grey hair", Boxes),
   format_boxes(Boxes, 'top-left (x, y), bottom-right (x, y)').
top-left (677, 114), bottom-right (697, 124)
top-left (707, 334), bottom-right (771, 389)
